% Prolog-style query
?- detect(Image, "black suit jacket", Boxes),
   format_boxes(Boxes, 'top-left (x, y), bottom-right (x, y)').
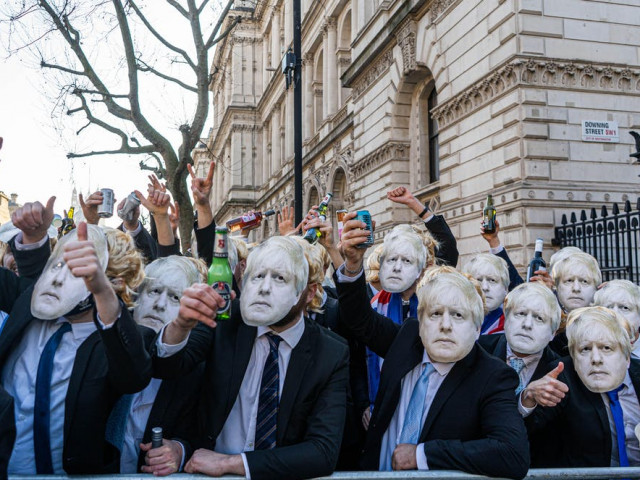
top-left (0, 385), bottom-right (15, 480)
top-left (337, 274), bottom-right (530, 479)
top-left (425, 215), bottom-right (459, 267)
top-left (495, 248), bottom-right (525, 291)
top-left (525, 356), bottom-right (640, 467)
top-left (152, 311), bottom-right (349, 480)
top-left (1, 242), bottom-right (153, 474)
top-left (477, 334), bottom-right (559, 467)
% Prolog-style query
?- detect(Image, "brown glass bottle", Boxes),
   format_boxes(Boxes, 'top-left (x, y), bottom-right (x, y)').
top-left (226, 209), bottom-right (276, 233)
top-left (482, 194), bottom-right (496, 234)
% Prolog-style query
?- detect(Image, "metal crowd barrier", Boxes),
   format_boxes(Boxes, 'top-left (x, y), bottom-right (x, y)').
top-left (9, 468), bottom-right (640, 480)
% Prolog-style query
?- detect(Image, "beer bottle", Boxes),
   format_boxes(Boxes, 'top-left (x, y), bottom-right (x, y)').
top-left (303, 193), bottom-right (333, 244)
top-left (61, 207), bottom-right (75, 236)
top-left (207, 227), bottom-right (233, 321)
top-left (526, 238), bottom-right (547, 282)
top-left (482, 194), bottom-right (496, 234)
top-left (226, 209), bottom-right (276, 233)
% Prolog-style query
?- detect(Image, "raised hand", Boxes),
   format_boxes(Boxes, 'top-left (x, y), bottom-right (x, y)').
top-left (137, 189), bottom-right (171, 217)
top-left (188, 161), bottom-right (215, 206)
top-left (117, 195), bottom-right (141, 231)
top-left (529, 269), bottom-right (554, 288)
top-left (140, 439), bottom-right (182, 477)
top-left (11, 196), bottom-right (56, 244)
top-left (387, 186), bottom-right (427, 217)
top-left (78, 191), bottom-right (105, 225)
top-left (521, 362), bottom-right (568, 408)
top-left (168, 202), bottom-right (180, 234)
top-left (481, 218), bottom-right (501, 249)
top-left (147, 173), bottom-right (167, 193)
top-left (278, 206), bottom-right (302, 236)
top-left (339, 211), bottom-right (372, 275)
top-left (62, 222), bottom-right (110, 296)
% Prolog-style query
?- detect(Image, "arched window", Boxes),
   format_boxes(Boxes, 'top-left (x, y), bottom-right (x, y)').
top-left (314, 51), bottom-right (324, 130)
top-left (418, 84), bottom-right (439, 184)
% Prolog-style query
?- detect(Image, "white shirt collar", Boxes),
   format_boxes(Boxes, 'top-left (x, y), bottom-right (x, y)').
top-left (257, 313), bottom-right (305, 350)
top-left (56, 317), bottom-right (97, 342)
top-left (422, 350), bottom-right (456, 376)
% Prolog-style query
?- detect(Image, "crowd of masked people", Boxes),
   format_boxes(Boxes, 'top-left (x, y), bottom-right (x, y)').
top-left (0, 161), bottom-right (639, 480)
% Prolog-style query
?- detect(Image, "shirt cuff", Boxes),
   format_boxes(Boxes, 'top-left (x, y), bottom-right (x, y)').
top-left (125, 221), bottom-right (143, 237)
top-left (335, 263), bottom-right (364, 283)
top-left (422, 213), bottom-right (435, 224)
top-left (518, 392), bottom-right (537, 417)
top-left (416, 443), bottom-right (429, 470)
top-left (155, 324), bottom-right (190, 357)
top-left (175, 441), bottom-right (186, 472)
top-left (241, 453), bottom-right (251, 480)
top-left (490, 244), bottom-right (505, 255)
top-left (13, 232), bottom-right (48, 250)
top-left (95, 311), bottom-right (118, 330)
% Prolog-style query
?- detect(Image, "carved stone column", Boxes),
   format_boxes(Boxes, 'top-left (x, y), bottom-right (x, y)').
top-left (303, 53), bottom-right (314, 139)
top-left (325, 18), bottom-right (338, 116)
top-left (395, 18), bottom-right (417, 76)
top-left (271, 104), bottom-right (281, 174)
top-left (271, 8), bottom-right (281, 70)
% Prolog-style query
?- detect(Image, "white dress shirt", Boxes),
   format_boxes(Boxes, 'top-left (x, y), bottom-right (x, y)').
top-left (1, 318), bottom-right (97, 474)
top-left (379, 351), bottom-right (454, 471)
top-left (601, 371), bottom-right (640, 466)
top-left (120, 378), bottom-right (163, 474)
top-left (156, 314), bottom-right (305, 479)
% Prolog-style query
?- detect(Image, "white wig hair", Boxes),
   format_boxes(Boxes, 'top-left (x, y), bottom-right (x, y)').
top-left (504, 281), bottom-right (562, 333)
top-left (417, 270), bottom-right (485, 329)
top-left (141, 255), bottom-right (203, 291)
top-left (594, 279), bottom-right (640, 314)
top-left (566, 306), bottom-right (632, 360)
top-left (552, 251), bottom-right (601, 287)
top-left (381, 224), bottom-right (428, 273)
top-left (549, 246), bottom-right (583, 274)
top-left (244, 235), bottom-right (309, 295)
top-left (463, 253), bottom-right (510, 291)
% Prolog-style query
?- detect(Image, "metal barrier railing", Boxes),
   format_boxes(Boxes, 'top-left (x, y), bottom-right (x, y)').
top-left (9, 468), bottom-right (640, 480)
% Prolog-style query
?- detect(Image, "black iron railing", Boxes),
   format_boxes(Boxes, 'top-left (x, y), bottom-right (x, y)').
top-left (554, 199), bottom-right (640, 283)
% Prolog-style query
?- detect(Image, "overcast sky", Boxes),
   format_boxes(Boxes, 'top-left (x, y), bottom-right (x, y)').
top-left (0, 2), bottom-right (222, 228)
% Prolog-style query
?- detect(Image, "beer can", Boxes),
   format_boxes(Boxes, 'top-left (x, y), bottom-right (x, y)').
top-left (118, 192), bottom-right (141, 222)
top-left (97, 188), bottom-right (114, 218)
top-left (356, 210), bottom-right (374, 249)
top-left (336, 209), bottom-right (348, 239)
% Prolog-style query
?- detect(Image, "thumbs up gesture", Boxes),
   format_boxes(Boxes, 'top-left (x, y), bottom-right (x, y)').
top-left (62, 222), bottom-right (109, 295)
top-left (521, 362), bottom-right (569, 409)
top-left (11, 196), bottom-right (56, 244)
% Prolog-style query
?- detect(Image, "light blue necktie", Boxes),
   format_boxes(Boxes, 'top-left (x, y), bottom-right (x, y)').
top-left (509, 357), bottom-right (526, 395)
top-left (399, 363), bottom-right (435, 444)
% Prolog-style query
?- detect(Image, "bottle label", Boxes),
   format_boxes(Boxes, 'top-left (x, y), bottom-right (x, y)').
top-left (212, 281), bottom-right (232, 314)
top-left (213, 236), bottom-right (228, 258)
top-left (241, 213), bottom-right (257, 223)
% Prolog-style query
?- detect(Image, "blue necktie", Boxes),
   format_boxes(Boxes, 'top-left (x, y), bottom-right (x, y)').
top-left (509, 357), bottom-right (526, 395)
top-left (399, 363), bottom-right (435, 444)
top-left (606, 385), bottom-right (629, 467)
top-left (34, 322), bottom-right (72, 474)
top-left (255, 333), bottom-right (282, 450)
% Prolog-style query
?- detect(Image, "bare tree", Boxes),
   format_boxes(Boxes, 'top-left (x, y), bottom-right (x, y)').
top-left (3, 0), bottom-right (241, 250)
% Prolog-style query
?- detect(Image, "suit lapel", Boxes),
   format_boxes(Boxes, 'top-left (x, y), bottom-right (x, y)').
top-left (0, 309), bottom-right (33, 364)
top-left (65, 331), bottom-right (100, 439)
top-left (224, 321), bottom-right (256, 419)
top-left (629, 358), bottom-right (640, 394)
top-left (277, 318), bottom-right (314, 443)
top-left (420, 345), bottom-right (477, 439)
top-left (495, 335), bottom-right (508, 360)
top-left (144, 380), bottom-right (169, 443)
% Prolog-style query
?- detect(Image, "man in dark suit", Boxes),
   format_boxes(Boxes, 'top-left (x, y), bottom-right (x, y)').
top-left (0, 199), bottom-right (152, 475)
top-left (523, 306), bottom-right (640, 468)
top-left (0, 385), bottom-right (15, 479)
top-left (335, 212), bottom-right (530, 480)
top-left (478, 281), bottom-right (563, 466)
top-left (152, 236), bottom-right (348, 480)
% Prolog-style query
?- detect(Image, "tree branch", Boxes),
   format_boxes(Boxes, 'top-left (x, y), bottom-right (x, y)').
top-left (207, 15), bottom-right (241, 50)
top-left (127, 0), bottom-right (196, 70)
top-left (165, 0), bottom-right (189, 18)
top-left (137, 58), bottom-right (198, 93)
top-left (204, 0), bottom-right (236, 50)
top-left (197, 0), bottom-right (211, 15)
top-left (67, 146), bottom-right (156, 158)
top-left (40, 60), bottom-right (87, 77)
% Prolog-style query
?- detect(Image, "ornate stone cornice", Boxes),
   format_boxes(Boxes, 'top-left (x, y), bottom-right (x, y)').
top-left (350, 142), bottom-right (410, 180)
top-left (231, 124), bottom-right (260, 133)
top-left (430, 0), bottom-right (459, 22)
top-left (303, 52), bottom-right (314, 65)
top-left (352, 48), bottom-right (395, 98)
top-left (395, 18), bottom-right (417, 76)
top-left (432, 58), bottom-right (640, 129)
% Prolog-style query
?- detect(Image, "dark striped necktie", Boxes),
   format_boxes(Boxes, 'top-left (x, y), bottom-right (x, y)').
top-left (255, 332), bottom-right (282, 450)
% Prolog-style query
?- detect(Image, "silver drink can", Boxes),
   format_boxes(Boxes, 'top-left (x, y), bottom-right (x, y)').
top-left (98, 188), bottom-right (114, 218)
top-left (118, 192), bottom-right (141, 222)
top-left (356, 210), bottom-right (374, 248)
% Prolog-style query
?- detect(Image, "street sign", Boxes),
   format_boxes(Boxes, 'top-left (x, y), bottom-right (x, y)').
top-left (581, 120), bottom-right (619, 143)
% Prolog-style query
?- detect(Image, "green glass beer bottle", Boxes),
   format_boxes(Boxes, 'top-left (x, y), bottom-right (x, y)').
top-left (303, 193), bottom-right (333, 244)
top-left (207, 226), bottom-right (233, 321)
top-left (482, 194), bottom-right (497, 234)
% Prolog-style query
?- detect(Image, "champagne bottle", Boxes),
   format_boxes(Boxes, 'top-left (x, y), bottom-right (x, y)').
top-left (303, 193), bottom-right (333, 244)
top-left (226, 209), bottom-right (276, 233)
top-left (526, 238), bottom-right (547, 282)
top-left (207, 227), bottom-right (233, 320)
top-left (482, 194), bottom-right (496, 234)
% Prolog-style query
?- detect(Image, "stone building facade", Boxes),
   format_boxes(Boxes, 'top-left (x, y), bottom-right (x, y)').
top-left (199, 0), bottom-right (640, 271)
